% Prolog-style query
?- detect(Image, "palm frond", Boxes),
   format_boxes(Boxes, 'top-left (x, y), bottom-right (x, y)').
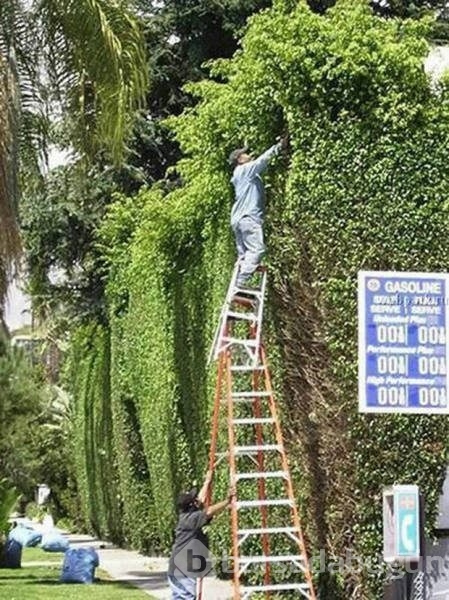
top-left (0, 56), bottom-right (21, 302)
top-left (0, 0), bottom-right (42, 303)
top-left (38, 0), bottom-right (149, 163)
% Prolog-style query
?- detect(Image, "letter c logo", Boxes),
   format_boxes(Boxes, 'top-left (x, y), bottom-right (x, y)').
top-left (401, 515), bottom-right (415, 552)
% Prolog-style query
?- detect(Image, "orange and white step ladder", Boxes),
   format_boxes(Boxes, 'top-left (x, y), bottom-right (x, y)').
top-left (203, 264), bottom-right (316, 599)
top-left (208, 262), bottom-right (267, 368)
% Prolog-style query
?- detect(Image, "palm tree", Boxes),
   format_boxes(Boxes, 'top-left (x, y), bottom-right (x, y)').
top-left (0, 0), bottom-right (148, 303)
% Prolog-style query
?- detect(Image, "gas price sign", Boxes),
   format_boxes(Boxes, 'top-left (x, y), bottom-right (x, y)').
top-left (358, 271), bottom-right (449, 414)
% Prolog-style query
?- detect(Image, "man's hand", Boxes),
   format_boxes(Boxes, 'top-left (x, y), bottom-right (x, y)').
top-left (280, 133), bottom-right (289, 150)
top-left (207, 488), bottom-right (235, 518)
top-left (198, 468), bottom-right (214, 504)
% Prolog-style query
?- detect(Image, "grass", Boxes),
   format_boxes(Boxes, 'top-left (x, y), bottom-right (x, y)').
top-left (21, 547), bottom-right (62, 563)
top-left (0, 547), bottom-right (155, 599)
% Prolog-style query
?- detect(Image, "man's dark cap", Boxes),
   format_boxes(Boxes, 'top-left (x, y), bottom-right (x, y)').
top-left (228, 147), bottom-right (247, 168)
top-left (177, 487), bottom-right (198, 511)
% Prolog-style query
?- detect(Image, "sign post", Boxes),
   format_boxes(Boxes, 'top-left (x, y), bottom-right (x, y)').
top-left (358, 271), bottom-right (449, 414)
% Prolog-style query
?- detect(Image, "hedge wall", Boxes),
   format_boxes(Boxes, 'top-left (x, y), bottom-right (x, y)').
top-left (68, 1), bottom-right (449, 596)
top-left (68, 324), bottom-right (122, 542)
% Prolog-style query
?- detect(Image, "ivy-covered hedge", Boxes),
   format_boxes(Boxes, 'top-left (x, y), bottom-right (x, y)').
top-left (68, 1), bottom-right (449, 596)
top-left (68, 324), bottom-right (122, 542)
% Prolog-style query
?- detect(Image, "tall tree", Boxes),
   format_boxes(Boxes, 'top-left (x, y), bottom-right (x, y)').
top-left (0, 0), bottom-right (148, 306)
top-left (308, 0), bottom-right (449, 22)
top-left (120, 0), bottom-right (273, 187)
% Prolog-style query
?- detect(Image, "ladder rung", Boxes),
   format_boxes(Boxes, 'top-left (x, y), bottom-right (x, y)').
top-left (241, 583), bottom-right (310, 593)
top-left (238, 526), bottom-right (299, 536)
top-left (230, 365), bottom-right (264, 372)
top-left (218, 451), bottom-right (269, 458)
top-left (227, 311), bottom-right (257, 321)
top-left (233, 287), bottom-right (262, 296)
top-left (232, 418), bottom-right (275, 425)
top-left (236, 499), bottom-right (293, 508)
top-left (238, 554), bottom-right (304, 565)
top-left (232, 392), bottom-right (271, 398)
top-left (229, 392), bottom-right (271, 403)
top-left (234, 444), bottom-right (281, 454)
top-left (231, 296), bottom-right (256, 309)
top-left (229, 398), bottom-right (268, 404)
top-left (236, 471), bottom-right (288, 480)
top-left (222, 336), bottom-right (257, 346)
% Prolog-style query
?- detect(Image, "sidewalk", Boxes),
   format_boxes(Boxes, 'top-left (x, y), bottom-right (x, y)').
top-left (67, 533), bottom-right (233, 599)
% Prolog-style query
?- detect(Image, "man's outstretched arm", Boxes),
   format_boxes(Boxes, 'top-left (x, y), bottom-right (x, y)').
top-left (198, 469), bottom-right (213, 504)
top-left (206, 488), bottom-right (234, 518)
top-left (244, 136), bottom-right (288, 177)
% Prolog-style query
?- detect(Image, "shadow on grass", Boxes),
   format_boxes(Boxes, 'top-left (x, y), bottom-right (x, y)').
top-left (23, 580), bottom-right (140, 586)
top-left (0, 573), bottom-right (161, 591)
top-left (0, 562), bottom-right (169, 593)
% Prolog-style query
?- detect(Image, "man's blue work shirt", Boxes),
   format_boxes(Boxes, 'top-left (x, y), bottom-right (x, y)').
top-left (230, 143), bottom-right (281, 228)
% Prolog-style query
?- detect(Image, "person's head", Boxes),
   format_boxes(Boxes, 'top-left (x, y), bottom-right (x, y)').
top-left (228, 148), bottom-right (252, 169)
top-left (177, 488), bottom-right (204, 513)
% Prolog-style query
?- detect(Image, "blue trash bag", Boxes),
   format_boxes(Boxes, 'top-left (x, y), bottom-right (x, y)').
top-left (40, 530), bottom-right (70, 553)
top-left (60, 547), bottom-right (99, 584)
top-left (8, 525), bottom-right (42, 548)
top-left (2, 539), bottom-right (22, 568)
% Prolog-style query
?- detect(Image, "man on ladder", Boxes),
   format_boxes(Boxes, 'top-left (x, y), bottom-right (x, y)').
top-left (228, 136), bottom-right (288, 289)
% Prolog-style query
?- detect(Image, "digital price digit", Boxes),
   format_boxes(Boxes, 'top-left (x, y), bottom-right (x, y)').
top-left (417, 326), bottom-right (446, 344)
top-left (377, 325), bottom-right (407, 344)
top-left (377, 355), bottom-right (408, 375)
top-left (418, 388), bottom-right (447, 407)
top-left (417, 356), bottom-right (446, 376)
top-left (377, 387), bottom-right (407, 406)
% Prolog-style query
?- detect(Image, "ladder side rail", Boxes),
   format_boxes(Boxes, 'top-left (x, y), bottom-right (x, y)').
top-left (260, 343), bottom-right (317, 600)
top-left (226, 349), bottom-right (242, 600)
top-left (209, 262), bottom-right (240, 363)
top-left (208, 304), bottom-right (226, 364)
top-left (252, 343), bottom-right (272, 595)
top-left (198, 353), bottom-right (227, 600)
top-left (251, 269), bottom-right (267, 365)
top-left (212, 304), bottom-right (232, 362)
top-left (207, 351), bottom-right (226, 493)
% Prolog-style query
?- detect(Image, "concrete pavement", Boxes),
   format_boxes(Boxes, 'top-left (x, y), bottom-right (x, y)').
top-left (67, 533), bottom-right (233, 599)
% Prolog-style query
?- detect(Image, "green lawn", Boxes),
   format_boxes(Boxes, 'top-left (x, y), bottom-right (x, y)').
top-left (21, 546), bottom-right (62, 563)
top-left (0, 547), bottom-right (155, 599)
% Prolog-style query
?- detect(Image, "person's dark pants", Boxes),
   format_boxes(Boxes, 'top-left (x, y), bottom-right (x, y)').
top-left (168, 574), bottom-right (197, 599)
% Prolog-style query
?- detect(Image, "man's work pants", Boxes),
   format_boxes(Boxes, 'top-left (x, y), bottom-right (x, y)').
top-left (233, 215), bottom-right (265, 286)
top-left (168, 574), bottom-right (197, 599)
